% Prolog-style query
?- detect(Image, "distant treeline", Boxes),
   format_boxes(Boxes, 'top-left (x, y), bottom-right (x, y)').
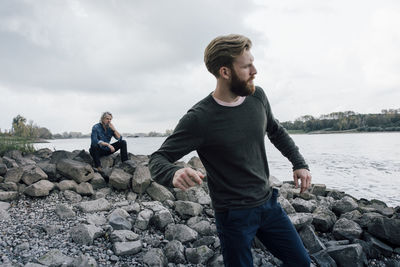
top-left (281, 109), bottom-right (400, 133)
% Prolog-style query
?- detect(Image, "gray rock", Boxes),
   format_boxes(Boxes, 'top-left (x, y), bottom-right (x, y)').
top-left (131, 165), bottom-right (152, 194)
top-left (57, 180), bottom-right (78, 191)
top-left (4, 149), bottom-right (22, 160)
top-left (143, 248), bottom-right (168, 267)
top-left (37, 161), bottom-right (58, 181)
top-left (55, 204), bottom-right (75, 219)
top-left (326, 243), bottom-right (367, 267)
top-left (70, 254), bottom-right (98, 267)
top-left (70, 224), bottom-right (103, 245)
top-left (90, 173), bottom-right (107, 190)
top-left (312, 206), bottom-right (337, 232)
top-left (24, 263), bottom-right (47, 267)
top-left (290, 198), bottom-right (317, 213)
top-left (367, 216), bottom-right (400, 246)
top-left (317, 196), bottom-right (336, 210)
top-left (175, 200), bottom-right (203, 217)
top-left (193, 236), bottom-right (217, 247)
top-left (113, 240), bottom-right (142, 256)
top-left (34, 148), bottom-right (52, 159)
top-left (63, 190), bottom-right (82, 203)
top-left (185, 245), bottom-right (214, 264)
top-left (151, 209), bottom-right (174, 230)
top-left (56, 159), bottom-right (94, 183)
top-left (4, 167), bottom-right (23, 183)
top-left (21, 165), bottom-right (48, 185)
top-left (175, 186), bottom-right (211, 205)
top-left (86, 214), bottom-right (107, 226)
top-left (24, 180), bottom-right (54, 197)
top-left (50, 150), bottom-right (74, 164)
top-left (269, 175), bottom-right (283, 187)
top-left (0, 191), bottom-right (18, 201)
top-left (0, 163), bottom-right (7, 176)
top-left (311, 184), bottom-right (327, 196)
top-left (363, 233), bottom-right (394, 257)
top-left (310, 250), bottom-right (337, 267)
top-left (135, 209), bottom-right (154, 230)
top-left (0, 201), bottom-right (10, 210)
top-left (358, 212), bottom-right (383, 228)
top-left (73, 150), bottom-right (94, 165)
top-left (165, 224), bottom-right (198, 243)
top-left (109, 214), bottom-right (132, 230)
top-left (332, 196), bottom-right (358, 215)
top-left (118, 159), bottom-right (137, 174)
top-left (333, 218), bottom-right (363, 240)
top-left (299, 225), bottom-right (326, 253)
top-left (164, 240), bottom-right (186, 264)
top-left (188, 156), bottom-right (204, 170)
top-left (190, 220), bottom-right (217, 236)
top-left (100, 155), bottom-right (115, 169)
top-left (340, 210), bottom-right (362, 222)
top-left (208, 254), bottom-right (225, 267)
top-left (288, 213), bottom-right (313, 231)
top-left (142, 201), bottom-right (168, 212)
top-left (326, 189), bottom-right (345, 200)
top-left (2, 156), bottom-right (18, 168)
top-left (146, 182), bottom-right (175, 202)
top-left (109, 168), bottom-right (132, 190)
top-left (0, 182), bottom-right (18, 191)
top-left (110, 230), bottom-right (139, 242)
top-left (122, 203), bottom-right (141, 214)
top-left (37, 249), bottom-right (73, 266)
top-left (77, 198), bottom-right (112, 213)
top-left (75, 182), bottom-right (94, 196)
top-left (278, 196), bottom-right (296, 214)
top-left (0, 209), bottom-right (11, 221)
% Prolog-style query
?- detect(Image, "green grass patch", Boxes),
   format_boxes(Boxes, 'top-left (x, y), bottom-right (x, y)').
top-left (0, 135), bottom-right (35, 157)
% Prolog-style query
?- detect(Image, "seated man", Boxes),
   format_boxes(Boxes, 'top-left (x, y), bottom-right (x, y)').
top-left (89, 111), bottom-right (128, 171)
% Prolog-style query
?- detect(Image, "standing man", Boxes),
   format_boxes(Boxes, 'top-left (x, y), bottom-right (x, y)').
top-left (90, 111), bottom-right (128, 171)
top-left (149, 34), bottom-right (311, 267)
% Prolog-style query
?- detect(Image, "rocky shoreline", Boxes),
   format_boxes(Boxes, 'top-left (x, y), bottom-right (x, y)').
top-left (0, 148), bottom-right (399, 267)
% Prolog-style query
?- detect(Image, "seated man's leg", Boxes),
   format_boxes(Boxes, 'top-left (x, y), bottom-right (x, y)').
top-left (111, 140), bottom-right (128, 162)
top-left (256, 189), bottom-right (310, 267)
top-left (90, 145), bottom-right (112, 168)
top-left (215, 207), bottom-right (260, 267)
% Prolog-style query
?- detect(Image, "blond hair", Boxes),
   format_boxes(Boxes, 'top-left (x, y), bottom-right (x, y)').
top-left (204, 34), bottom-right (252, 77)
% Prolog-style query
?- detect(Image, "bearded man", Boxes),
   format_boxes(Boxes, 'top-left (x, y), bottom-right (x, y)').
top-left (149, 34), bottom-right (312, 267)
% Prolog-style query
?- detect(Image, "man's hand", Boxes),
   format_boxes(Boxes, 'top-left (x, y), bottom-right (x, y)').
top-left (293, 168), bottom-right (312, 193)
top-left (173, 167), bottom-right (205, 191)
top-left (108, 144), bottom-right (115, 153)
top-left (109, 122), bottom-right (116, 131)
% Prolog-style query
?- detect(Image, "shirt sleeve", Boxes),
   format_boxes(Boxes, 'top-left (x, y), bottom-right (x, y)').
top-left (260, 88), bottom-right (310, 171)
top-left (149, 111), bottom-right (205, 187)
top-left (91, 124), bottom-right (102, 147)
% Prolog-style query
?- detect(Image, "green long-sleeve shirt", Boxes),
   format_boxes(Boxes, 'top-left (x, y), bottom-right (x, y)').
top-left (149, 86), bottom-right (309, 212)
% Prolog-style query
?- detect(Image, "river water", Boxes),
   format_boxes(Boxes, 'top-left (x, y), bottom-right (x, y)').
top-left (34, 132), bottom-right (400, 207)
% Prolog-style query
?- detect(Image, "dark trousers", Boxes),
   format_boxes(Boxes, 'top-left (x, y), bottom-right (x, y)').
top-left (89, 140), bottom-right (128, 168)
top-left (215, 188), bottom-right (311, 267)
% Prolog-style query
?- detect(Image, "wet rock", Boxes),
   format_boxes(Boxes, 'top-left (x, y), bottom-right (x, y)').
top-left (109, 168), bottom-right (132, 190)
top-left (56, 159), bottom-right (94, 183)
top-left (24, 180), bottom-right (54, 197)
top-left (146, 182), bottom-right (175, 202)
top-left (143, 248), bottom-right (168, 266)
top-left (70, 224), bottom-right (103, 245)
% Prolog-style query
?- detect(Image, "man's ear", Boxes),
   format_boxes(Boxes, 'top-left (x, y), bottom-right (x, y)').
top-left (218, 67), bottom-right (231, 80)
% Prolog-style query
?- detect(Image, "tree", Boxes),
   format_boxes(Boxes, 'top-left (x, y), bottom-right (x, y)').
top-left (12, 115), bottom-right (29, 137)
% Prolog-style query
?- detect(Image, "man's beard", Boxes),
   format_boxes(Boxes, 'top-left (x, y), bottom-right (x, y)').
top-left (230, 70), bottom-right (255, 96)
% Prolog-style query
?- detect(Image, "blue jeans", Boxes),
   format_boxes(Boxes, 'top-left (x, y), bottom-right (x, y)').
top-left (215, 188), bottom-right (310, 267)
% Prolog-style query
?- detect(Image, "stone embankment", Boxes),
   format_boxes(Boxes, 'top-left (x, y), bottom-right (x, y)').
top-left (0, 148), bottom-right (399, 266)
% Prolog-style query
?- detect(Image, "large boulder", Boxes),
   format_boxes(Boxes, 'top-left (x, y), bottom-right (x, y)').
top-left (50, 150), bottom-right (74, 164)
top-left (164, 240), bottom-right (186, 264)
top-left (4, 167), bottom-right (23, 183)
top-left (109, 168), bottom-right (132, 190)
top-left (146, 182), bottom-right (175, 202)
top-left (332, 196), bottom-right (358, 216)
top-left (290, 198), bottom-right (317, 213)
top-left (326, 244), bottom-right (367, 267)
top-left (24, 180), bottom-right (54, 197)
top-left (131, 165), bottom-right (152, 194)
top-left (0, 191), bottom-right (18, 201)
top-left (288, 213), bottom-right (313, 231)
top-left (299, 225), bottom-right (326, 253)
top-left (56, 159), bottom-right (94, 183)
top-left (21, 165), bottom-right (48, 185)
top-left (143, 248), bottom-right (168, 267)
top-left (332, 218), bottom-right (363, 241)
top-left (367, 217), bottom-right (400, 246)
top-left (165, 224), bottom-right (198, 243)
top-left (175, 186), bottom-right (211, 205)
top-left (312, 207), bottom-right (337, 232)
top-left (186, 245), bottom-right (214, 264)
top-left (175, 200), bottom-right (203, 217)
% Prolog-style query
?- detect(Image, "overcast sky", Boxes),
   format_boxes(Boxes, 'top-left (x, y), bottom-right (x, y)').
top-left (1, 0), bottom-right (399, 135)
